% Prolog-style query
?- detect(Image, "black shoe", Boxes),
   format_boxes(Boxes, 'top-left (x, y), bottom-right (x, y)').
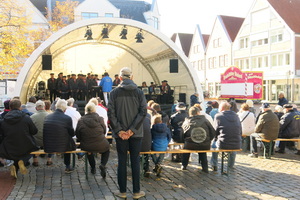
top-left (275, 150), bottom-right (285, 154)
top-left (211, 166), bottom-right (218, 171)
top-left (91, 168), bottom-right (96, 174)
top-left (156, 165), bottom-right (162, 176)
top-left (144, 170), bottom-right (150, 178)
top-left (65, 168), bottom-right (74, 174)
top-left (99, 165), bottom-right (106, 178)
top-left (248, 153), bottom-right (258, 158)
top-left (181, 165), bottom-right (187, 170)
top-left (202, 169), bottom-right (209, 173)
top-left (153, 164), bottom-right (158, 173)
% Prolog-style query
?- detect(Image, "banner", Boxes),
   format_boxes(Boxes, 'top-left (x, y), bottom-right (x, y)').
top-left (220, 66), bottom-right (263, 99)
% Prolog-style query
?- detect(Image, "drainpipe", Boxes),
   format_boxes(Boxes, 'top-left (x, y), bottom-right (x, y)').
top-left (47, 0), bottom-right (52, 21)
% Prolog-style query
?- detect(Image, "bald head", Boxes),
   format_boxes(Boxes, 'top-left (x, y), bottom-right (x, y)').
top-left (219, 101), bottom-right (231, 112)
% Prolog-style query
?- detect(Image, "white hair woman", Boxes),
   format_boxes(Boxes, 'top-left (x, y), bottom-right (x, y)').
top-left (75, 102), bottom-right (110, 177)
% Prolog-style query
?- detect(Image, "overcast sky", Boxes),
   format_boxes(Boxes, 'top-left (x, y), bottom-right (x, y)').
top-left (146, 0), bottom-right (255, 37)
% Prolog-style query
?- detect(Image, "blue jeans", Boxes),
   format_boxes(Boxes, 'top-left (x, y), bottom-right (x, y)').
top-left (151, 153), bottom-right (165, 165)
top-left (211, 152), bottom-right (236, 168)
top-left (115, 137), bottom-right (142, 193)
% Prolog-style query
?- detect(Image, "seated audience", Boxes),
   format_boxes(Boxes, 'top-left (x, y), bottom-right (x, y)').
top-left (170, 102), bottom-right (188, 143)
top-left (238, 103), bottom-right (255, 151)
top-left (75, 102), bottom-right (110, 177)
top-left (209, 101), bottom-right (219, 120)
top-left (181, 107), bottom-right (215, 172)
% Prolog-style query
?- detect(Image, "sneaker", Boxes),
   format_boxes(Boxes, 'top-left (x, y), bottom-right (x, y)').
top-left (91, 168), bottom-right (96, 174)
top-left (65, 168), bottom-right (74, 174)
top-left (248, 153), bottom-right (258, 158)
top-left (10, 165), bottom-right (17, 178)
top-left (144, 170), bottom-right (150, 178)
top-left (18, 160), bottom-right (28, 175)
top-left (99, 165), bottom-right (106, 178)
top-left (133, 191), bottom-right (145, 199)
top-left (211, 166), bottom-right (218, 172)
top-left (156, 165), bottom-right (162, 176)
top-left (181, 165), bottom-right (187, 170)
top-left (114, 191), bottom-right (127, 199)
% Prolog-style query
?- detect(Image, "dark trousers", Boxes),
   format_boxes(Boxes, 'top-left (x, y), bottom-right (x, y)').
top-left (182, 153), bottom-right (208, 171)
top-left (64, 153), bottom-right (71, 168)
top-left (49, 89), bottom-right (56, 103)
top-left (115, 137), bottom-right (142, 193)
top-left (87, 150), bottom-right (110, 169)
top-left (142, 154), bottom-right (150, 172)
top-left (71, 91), bottom-right (78, 100)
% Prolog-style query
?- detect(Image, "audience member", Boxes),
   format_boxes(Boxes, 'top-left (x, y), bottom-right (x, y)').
top-left (193, 103), bottom-right (213, 125)
top-left (21, 104), bottom-right (34, 116)
top-left (190, 92), bottom-right (200, 107)
top-left (229, 100), bottom-right (239, 113)
top-left (89, 98), bottom-right (108, 135)
top-left (151, 103), bottom-right (169, 125)
top-left (181, 107), bottom-right (215, 173)
top-left (75, 102), bottom-right (110, 177)
top-left (278, 91), bottom-right (288, 107)
top-left (211, 101), bottom-right (241, 171)
top-left (170, 102), bottom-right (188, 143)
top-left (65, 98), bottom-right (81, 130)
top-left (0, 99), bottom-right (38, 178)
top-left (274, 105), bottom-right (284, 120)
top-left (238, 103), bottom-right (255, 151)
top-left (113, 74), bottom-right (120, 86)
top-left (209, 101), bottom-right (219, 119)
top-left (205, 101), bottom-right (213, 115)
top-left (151, 114), bottom-right (171, 177)
top-left (276, 104), bottom-right (300, 153)
top-left (248, 103), bottom-right (279, 158)
top-left (100, 72), bottom-right (113, 106)
top-left (141, 113), bottom-right (152, 178)
top-left (108, 67), bottom-right (147, 199)
top-left (0, 100), bottom-right (10, 119)
top-left (30, 100), bottom-right (52, 166)
top-left (246, 100), bottom-right (256, 117)
top-left (43, 99), bottom-right (76, 173)
top-left (26, 96), bottom-right (37, 113)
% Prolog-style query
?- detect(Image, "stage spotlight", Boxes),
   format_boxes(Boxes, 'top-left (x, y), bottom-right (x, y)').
top-left (120, 25), bottom-right (127, 39)
top-left (84, 26), bottom-right (93, 40)
top-left (135, 29), bottom-right (144, 43)
top-left (101, 24), bottom-right (109, 39)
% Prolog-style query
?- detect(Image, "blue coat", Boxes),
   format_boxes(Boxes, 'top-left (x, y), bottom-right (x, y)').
top-left (100, 76), bottom-right (113, 92)
top-left (151, 123), bottom-right (171, 151)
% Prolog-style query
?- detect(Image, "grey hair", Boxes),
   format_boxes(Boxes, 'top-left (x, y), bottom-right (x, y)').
top-left (89, 98), bottom-right (98, 106)
top-left (67, 98), bottom-right (75, 106)
top-left (55, 99), bottom-right (68, 111)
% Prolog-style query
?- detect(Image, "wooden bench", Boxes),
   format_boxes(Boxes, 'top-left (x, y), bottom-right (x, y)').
top-left (30, 149), bottom-right (89, 179)
top-left (255, 138), bottom-right (300, 159)
top-left (140, 148), bottom-right (242, 176)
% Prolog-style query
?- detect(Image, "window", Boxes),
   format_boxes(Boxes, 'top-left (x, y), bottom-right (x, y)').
top-left (271, 55), bottom-right (277, 67)
top-left (240, 37), bottom-right (249, 49)
top-left (213, 57), bottom-right (216, 68)
top-left (252, 57), bottom-right (257, 68)
top-left (251, 38), bottom-right (268, 47)
top-left (264, 56), bottom-right (268, 67)
top-left (286, 53), bottom-right (290, 65)
top-left (245, 59), bottom-right (249, 69)
top-left (278, 54), bottom-right (283, 66)
top-left (209, 58), bottom-right (213, 69)
top-left (105, 13), bottom-right (113, 17)
top-left (258, 57), bottom-right (262, 68)
top-left (153, 17), bottom-right (159, 29)
top-left (81, 12), bottom-right (98, 20)
top-left (224, 55), bottom-right (228, 67)
top-left (271, 30), bottom-right (283, 43)
top-left (213, 38), bottom-right (221, 48)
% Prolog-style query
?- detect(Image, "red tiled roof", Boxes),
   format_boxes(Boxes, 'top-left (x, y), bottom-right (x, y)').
top-left (202, 34), bottom-right (210, 47)
top-left (219, 15), bottom-right (244, 42)
top-left (177, 33), bottom-right (193, 57)
top-left (268, 0), bottom-right (300, 33)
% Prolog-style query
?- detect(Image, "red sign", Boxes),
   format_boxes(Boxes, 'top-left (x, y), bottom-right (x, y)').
top-left (220, 67), bottom-right (263, 99)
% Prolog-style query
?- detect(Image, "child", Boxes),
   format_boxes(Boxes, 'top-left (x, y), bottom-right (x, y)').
top-left (151, 114), bottom-right (171, 176)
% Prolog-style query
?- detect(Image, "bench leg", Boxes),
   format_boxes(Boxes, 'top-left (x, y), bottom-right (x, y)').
top-left (140, 155), bottom-right (145, 180)
top-left (220, 152), bottom-right (229, 176)
top-left (72, 153), bottom-right (76, 168)
top-left (85, 153), bottom-right (88, 180)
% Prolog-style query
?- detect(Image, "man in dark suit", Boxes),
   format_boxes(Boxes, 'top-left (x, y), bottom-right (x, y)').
top-left (47, 73), bottom-right (57, 103)
top-left (69, 74), bottom-right (79, 100)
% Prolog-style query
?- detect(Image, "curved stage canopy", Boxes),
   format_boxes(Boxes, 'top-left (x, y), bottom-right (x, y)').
top-left (15, 18), bottom-right (203, 104)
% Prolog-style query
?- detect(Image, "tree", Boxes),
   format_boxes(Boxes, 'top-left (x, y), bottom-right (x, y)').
top-left (0, 0), bottom-right (34, 79)
top-left (47, 0), bottom-right (79, 32)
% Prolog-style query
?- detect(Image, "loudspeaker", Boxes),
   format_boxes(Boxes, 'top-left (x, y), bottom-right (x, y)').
top-left (179, 93), bottom-right (186, 104)
top-left (170, 59), bottom-right (178, 73)
top-left (42, 55), bottom-right (52, 70)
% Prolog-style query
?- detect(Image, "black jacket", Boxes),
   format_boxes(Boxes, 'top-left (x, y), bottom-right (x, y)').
top-left (75, 113), bottom-right (109, 153)
top-left (43, 109), bottom-right (76, 153)
top-left (69, 79), bottom-right (79, 91)
top-left (182, 115), bottom-right (215, 150)
top-left (170, 110), bottom-right (188, 142)
top-left (108, 79), bottom-right (147, 138)
top-left (47, 78), bottom-right (57, 90)
top-left (279, 110), bottom-right (300, 138)
top-left (141, 113), bottom-right (152, 152)
top-left (0, 110), bottom-right (38, 160)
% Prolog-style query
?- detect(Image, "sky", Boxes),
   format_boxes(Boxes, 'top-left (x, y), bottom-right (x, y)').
top-left (145, 0), bottom-right (255, 37)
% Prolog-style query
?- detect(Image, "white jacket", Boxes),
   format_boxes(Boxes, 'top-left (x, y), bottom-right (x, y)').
top-left (238, 111), bottom-right (255, 136)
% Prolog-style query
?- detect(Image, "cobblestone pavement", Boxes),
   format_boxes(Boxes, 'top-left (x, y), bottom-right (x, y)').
top-left (1, 145), bottom-right (300, 200)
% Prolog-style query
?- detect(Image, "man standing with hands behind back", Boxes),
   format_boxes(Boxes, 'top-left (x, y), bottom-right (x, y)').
top-left (108, 67), bottom-right (147, 199)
